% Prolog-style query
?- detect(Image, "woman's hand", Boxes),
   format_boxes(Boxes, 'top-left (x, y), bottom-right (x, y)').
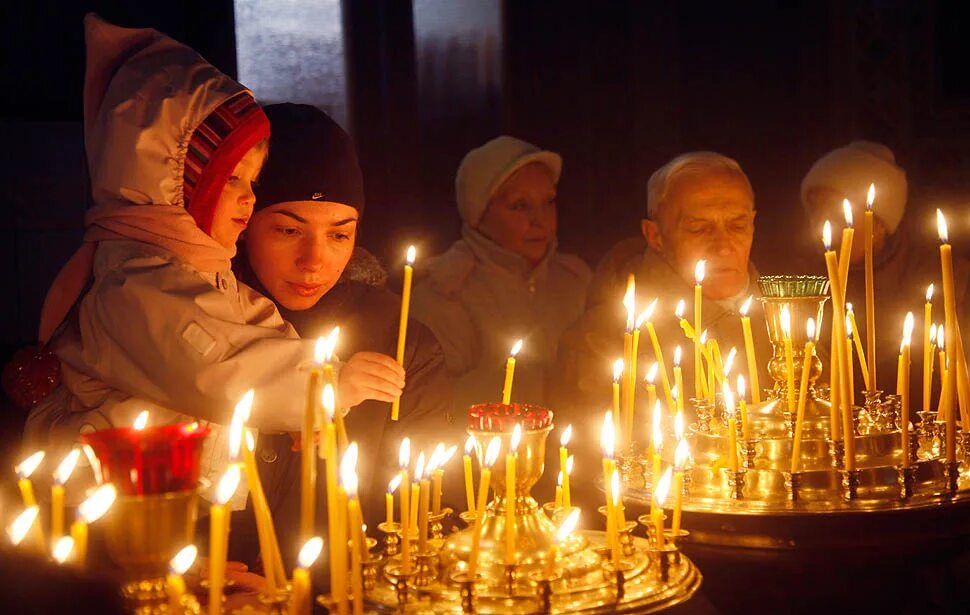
top-left (338, 352), bottom-right (406, 408)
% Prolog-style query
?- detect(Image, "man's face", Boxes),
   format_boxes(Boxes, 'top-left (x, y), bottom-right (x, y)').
top-left (245, 200), bottom-right (358, 311)
top-left (644, 169), bottom-right (755, 300)
top-left (209, 145), bottom-right (266, 249)
top-left (477, 162), bottom-right (558, 265)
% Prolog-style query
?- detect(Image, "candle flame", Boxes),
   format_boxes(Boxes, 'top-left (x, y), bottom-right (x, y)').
top-left (780, 305), bottom-right (791, 339)
top-left (233, 389), bottom-right (255, 423)
top-left (246, 430), bottom-right (256, 452)
top-left (441, 445), bottom-right (458, 467)
top-left (674, 410), bottom-right (684, 440)
top-left (53, 535), bottom-right (75, 564)
top-left (313, 336), bottom-right (327, 364)
top-left (53, 448), bottom-right (81, 486)
top-left (671, 383), bottom-right (679, 402)
top-left (927, 284), bottom-right (935, 303)
top-left (842, 199), bottom-right (854, 228)
top-left (228, 416), bottom-right (244, 463)
top-left (652, 401), bottom-right (663, 452)
top-left (81, 444), bottom-right (102, 484)
top-left (132, 410), bottom-right (150, 431)
top-left (324, 326), bottom-right (341, 362)
top-left (484, 437), bottom-right (502, 467)
top-left (674, 345), bottom-right (682, 367)
top-left (807, 317), bottom-right (817, 342)
top-left (823, 221), bottom-right (833, 250)
top-left (613, 358), bottom-right (624, 382)
top-left (414, 451), bottom-right (426, 481)
top-left (427, 443), bottom-right (446, 473)
top-left (510, 339), bottom-right (523, 357)
top-left (866, 183), bottom-right (875, 210)
top-left (646, 362), bottom-right (659, 384)
top-left (903, 311), bottom-right (915, 346)
top-left (737, 374), bottom-right (746, 398)
top-left (7, 506), bottom-right (38, 545)
top-left (560, 424), bottom-right (573, 447)
top-left (675, 299), bottom-right (686, 319)
top-left (556, 507), bottom-right (581, 543)
top-left (694, 260), bottom-right (706, 284)
top-left (321, 383), bottom-right (337, 422)
top-left (675, 438), bottom-right (690, 470)
top-left (406, 245), bottom-right (416, 265)
top-left (610, 469), bottom-right (622, 504)
top-left (510, 424), bottom-right (523, 453)
top-left (722, 382), bottom-right (736, 417)
top-left (654, 467), bottom-right (673, 508)
top-left (637, 298), bottom-right (658, 328)
top-left (601, 412), bottom-right (615, 459)
top-left (399, 438), bottom-right (411, 469)
top-left (170, 544), bottom-right (198, 575)
top-left (938, 324), bottom-right (946, 350)
top-left (79, 483), bottom-right (117, 523)
top-left (845, 314), bottom-right (853, 339)
top-left (388, 474), bottom-right (402, 494)
top-left (566, 455), bottom-right (574, 474)
top-left (937, 209), bottom-right (949, 244)
top-left (298, 536), bottom-right (324, 569)
top-left (723, 347), bottom-right (737, 377)
top-left (740, 295), bottom-right (753, 316)
top-left (846, 301), bottom-right (854, 314)
top-left (623, 274), bottom-right (636, 330)
top-left (464, 435), bottom-right (476, 455)
top-left (341, 443), bottom-right (360, 497)
top-left (557, 471), bottom-right (563, 487)
top-left (930, 323), bottom-right (938, 347)
top-left (699, 329), bottom-right (708, 345)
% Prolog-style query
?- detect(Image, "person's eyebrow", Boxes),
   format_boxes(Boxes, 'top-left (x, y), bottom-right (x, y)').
top-left (332, 217), bottom-right (358, 226)
top-left (272, 210), bottom-right (308, 224)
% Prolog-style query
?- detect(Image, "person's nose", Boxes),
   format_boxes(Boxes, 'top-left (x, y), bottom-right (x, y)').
top-left (710, 226), bottom-right (734, 256)
top-left (239, 183), bottom-right (256, 217)
top-left (296, 237), bottom-right (325, 273)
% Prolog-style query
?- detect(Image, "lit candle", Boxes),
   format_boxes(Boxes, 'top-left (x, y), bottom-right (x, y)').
top-left (612, 358), bottom-right (623, 431)
top-left (845, 315), bottom-right (856, 408)
top-left (937, 324), bottom-right (949, 421)
top-left (610, 469), bottom-right (627, 562)
top-left (781, 305), bottom-right (795, 414)
top-left (723, 383), bottom-right (738, 472)
top-left (653, 468), bottom-right (673, 549)
top-left (737, 375), bottom-right (751, 441)
top-left (600, 412), bottom-right (619, 560)
top-left (463, 435), bottom-right (476, 514)
top-left (342, 445), bottom-right (364, 615)
top-left (864, 185), bottom-right (877, 392)
top-left (289, 537), bottom-right (323, 615)
top-left (608, 470), bottom-right (623, 565)
top-left (52, 535), bottom-right (74, 566)
top-left (702, 331), bottom-right (714, 403)
top-left (51, 448), bottom-right (80, 543)
top-left (644, 299), bottom-right (674, 410)
top-left (167, 545), bottom-right (197, 615)
top-left (209, 466), bottom-right (240, 615)
top-left (672, 438), bottom-right (689, 538)
top-left (645, 362), bottom-right (659, 421)
top-left (505, 424), bottom-right (522, 565)
top-left (243, 429), bottom-right (284, 593)
top-left (937, 210), bottom-right (961, 462)
top-left (502, 339), bottom-right (524, 405)
top-left (823, 221), bottom-right (854, 468)
top-left (555, 472), bottom-right (563, 509)
top-left (412, 451), bottom-right (425, 551)
top-left (545, 508), bottom-right (580, 577)
top-left (418, 449), bottom-right (432, 553)
top-left (694, 260), bottom-right (706, 399)
top-left (899, 312), bottom-right (915, 467)
top-left (791, 319), bottom-right (817, 473)
top-left (320, 327), bottom-right (348, 455)
top-left (846, 304), bottom-right (871, 391)
top-left (650, 400), bottom-right (663, 516)
top-left (432, 444), bottom-right (456, 515)
top-left (622, 274), bottom-right (636, 449)
top-left (322, 385), bottom-right (345, 596)
top-left (7, 506), bottom-right (39, 548)
top-left (386, 475), bottom-right (401, 527)
top-left (739, 296), bottom-right (762, 404)
top-left (559, 425), bottom-right (572, 510)
top-left (392, 246), bottom-right (416, 420)
top-left (468, 438), bottom-right (501, 577)
top-left (924, 285), bottom-right (935, 413)
top-left (302, 338), bottom-right (325, 541)
top-left (14, 451), bottom-right (45, 551)
top-left (673, 346), bottom-right (685, 413)
top-left (398, 438), bottom-right (412, 573)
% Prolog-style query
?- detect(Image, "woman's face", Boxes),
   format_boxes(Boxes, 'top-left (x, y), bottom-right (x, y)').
top-left (477, 162), bottom-right (558, 265)
top-left (245, 200), bottom-right (359, 311)
top-left (209, 145), bottom-right (266, 249)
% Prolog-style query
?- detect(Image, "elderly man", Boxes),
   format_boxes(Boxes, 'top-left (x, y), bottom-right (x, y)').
top-left (556, 152), bottom-right (773, 419)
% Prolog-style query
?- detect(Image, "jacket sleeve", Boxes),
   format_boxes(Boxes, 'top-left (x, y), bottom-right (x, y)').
top-left (70, 255), bottom-right (314, 431)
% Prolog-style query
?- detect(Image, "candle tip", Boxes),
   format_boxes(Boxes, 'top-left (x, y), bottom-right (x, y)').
top-left (740, 295), bottom-right (753, 316)
top-left (937, 209), bottom-right (949, 243)
top-left (646, 361), bottom-right (659, 383)
top-left (169, 544), bottom-right (198, 575)
top-left (842, 199), bottom-right (854, 228)
top-left (52, 535), bottom-right (75, 564)
top-left (694, 260), bottom-right (706, 284)
top-left (560, 424), bottom-right (573, 447)
top-left (79, 483), bottom-right (118, 522)
top-left (53, 448), bottom-right (81, 486)
top-left (510, 339), bottom-right (523, 357)
top-left (866, 183), bottom-right (875, 210)
top-left (298, 536), bottom-right (324, 568)
top-left (132, 410), bottom-right (149, 431)
top-left (406, 245), bottom-right (416, 265)
top-left (927, 283), bottom-right (935, 303)
top-left (654, 467), bottom-right (673, 507)
top-left (823, 221), bottom-right (833, 250)
top-left (7, 506), bottom-right (39, 546)
top-left (484, 437), bottom-right (502, 466)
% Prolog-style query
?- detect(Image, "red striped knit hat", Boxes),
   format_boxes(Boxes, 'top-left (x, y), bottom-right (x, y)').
top-left (183, 92), bottom-right (270, 233)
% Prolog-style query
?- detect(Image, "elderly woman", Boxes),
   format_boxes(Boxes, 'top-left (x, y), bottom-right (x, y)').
top-left (411, 136), bottom-right (591, 412)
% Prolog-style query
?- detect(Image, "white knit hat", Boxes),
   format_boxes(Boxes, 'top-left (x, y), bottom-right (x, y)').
top-left (455, 136), bottom-right (562, 227)
top-left (801, 141), bottom-right (908, 233)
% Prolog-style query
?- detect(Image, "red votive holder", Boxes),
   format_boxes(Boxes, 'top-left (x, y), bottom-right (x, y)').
top-left (81, 423), bottom-right (210, 496)
top-left (467, 402), bottom-right (553, 432)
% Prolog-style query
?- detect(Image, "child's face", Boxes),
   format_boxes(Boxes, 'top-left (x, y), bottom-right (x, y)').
top-left (209, 146), bottom-right (267, 249)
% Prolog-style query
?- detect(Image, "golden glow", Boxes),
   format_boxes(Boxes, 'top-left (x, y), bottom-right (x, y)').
top-left (387, 474), bottom-right (402, 494)
top-left (7, 506), bottom-right (38, 545)
top-left (484, 437), bottom-right (502, 467)
top-left (464, 435), bottom-right (476, 455)
top-left (510, 424), bottom-right (523, 454)
top-left (652, 401), bottom-right (663, 452)
top-left (170, 544), bottom-right (198, 575)
top-left (79, 484), bottom-right (117, 523)
top-left (654, 467), bottom-right (673, 508)
top-left (646, 362), bottom-right (659, 383)
top-left (613, 358), bottom-right (624, 382)
top-left (842, 199), bottom-right (854, 228)
top-left (132, 410), bottom-right (150, 431)
top-left (623, 275), bottom-right (636, 330)
top-left (740, 295), bottom-right (753, 316)
top-left (560, 424), bottom-right (573, 447)
top-left (510, 339), bottom-right (524, 357)
top-left (780, 305), bottom-right (791, 339)
top-left (694, 260), bottom-right (706, 284)
top-left (674, 411), bottom-right (685, 441)
top-left (823, 221), bottom-right (833, 250)
top-left (601, 411), bottom-right (615, 459)
top-left (214, 466), bottom-right (241, 507)
top-left (52, 536), bottom-right (74, 564)
top-left (53, 448), bottom-right (81, 486)
top-left (298, 536), bottom-right (324, 569)
top-left (937, 209), bottom-right (948, 244)
top-left (406, 245), bottom-right (416, 265)
top-left (674, 438), bottom-right (690, 470)
top-left (866, 183), bottom-right (875, 210)
top-left (399, 438), bottom-right (411, 470)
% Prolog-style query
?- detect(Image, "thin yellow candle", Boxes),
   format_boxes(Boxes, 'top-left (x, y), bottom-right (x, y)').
top-left (672, 438), bottom-right (689, 538)
top-left (565, 456), bottom-right (574, 509)
top-left (864, 185), bottom-right (877, 392)
top-left (899, 312), bottom-right (915, 467)
top-left (289, 537), bottom-right (323, 615)
top-left (608, 470), bottom-right (623, 565)
top-left (653, 468), bottom-right (673, 550)
top-left (545, 508), bottom-right (580, 577)
top-left (559, 425), bottom-right (572, 510)
top-left (924, 286), bottom-right (935, 412)
top-left (610, 468), bottom-right (627, 543)
top-left (645, 362), bottom-right (659, 420)
top-left (937, 210), bottom-right (960, 462)
top-left (600, 412), bottom-right (619, 560)
top-left (333, 487), bottom-right (349, 613)
top-left (650, 401), bottom-right (663, 515)
top-left (845, 316), bottom-right (856, 408)
top-left (937, 324), bottom-right (949, 421)
top-left (302, 339), bottom-right (325, 541)
top-left (469, 438), bottom-right (501, 578)
top-left (322, 385), bottom-right (344, 596)
top-left (779, 305), bottom-right (795, 414)
top-left (167, 545), bottom-right (196, 615)
top-left (418, 454), bottom-right (431, 553)
top-left (209, 466), bottom-right (240, 615)
top-left (341, 448), bottom-right (364, 615)
top-left (791, 319), bottom-right (817, 473)
top-left (411, 452), bottom-right (425, 548)
top-left (433, 445), bottom-right (455, 515)
top-left (52, 535), bottom-right (74, 565)
top-left (622, 274), bottom-right (636, 448)
top-left (612, 358), bottom-right (623, 431)
top-left (386, 475), bottom-right (401, 527)
top-left (51, 448), bottom-right (80, 543)
top-left (645, 302), bottom-right (674, 410)
top-left (737, 375), bottom-right (751, 440)
top-left (70, 483), bottom-right (116, 566)
top-left (7, 506), bottom-right (39, 548)
top-left (694, 260), bottom-right (706, 399)
top-left (14, 451), bottom-right (45, 551)
top-left (392, 246), bottom-right (416, 420)
top-left (463, 436), bottom-right (476, 514)
top-left (702, 331), bottom-right (714, 403)
top-left (427, 443), bottom-right (444, 516)
top-left (846, 304), bottom-right (871, 391)
top-left (555, 473), bottom-right (563, 509)
top-left (673, 346), bottom-right (685, 413)
top-left (723, 383), bottom-right (739, 472)
top-left (739, 296), bottom-right (762, 404)
top-left (398, 438), bottom-right (412, 573)
top-left (823, 221), bottom-right (855, 469)
top-left (505, 424), bottom-right (522, 565)
top-left (502, 339), bottom-right (524, 405)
